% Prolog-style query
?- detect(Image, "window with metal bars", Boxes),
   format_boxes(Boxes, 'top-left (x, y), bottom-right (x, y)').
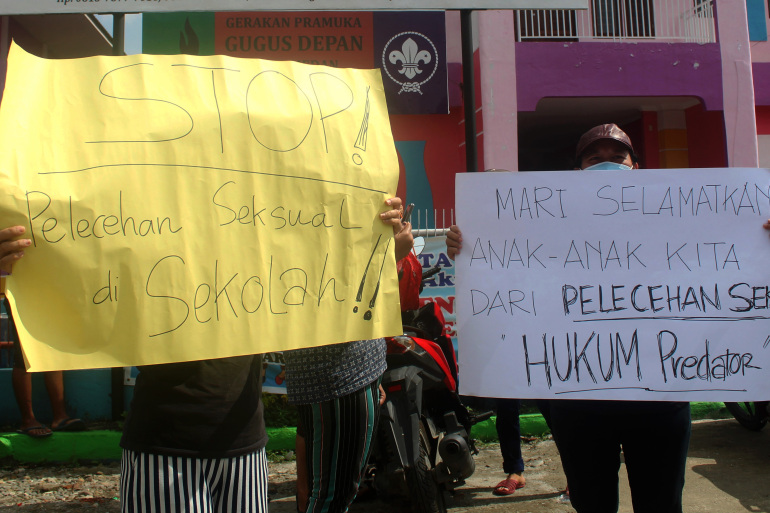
top-left (514, 9), bottom-right (579, 41)
top-left (693, 0), bottom-right (713, 17)
top-left (592, 0), bottom-right (655, 38)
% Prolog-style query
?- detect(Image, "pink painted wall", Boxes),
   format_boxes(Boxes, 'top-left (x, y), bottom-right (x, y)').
top-left (750, 40), bottom-right (770, 63)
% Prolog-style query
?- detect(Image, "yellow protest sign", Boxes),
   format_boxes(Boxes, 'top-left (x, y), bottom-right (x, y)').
top-left (0, 43), bottom-right (402, 371)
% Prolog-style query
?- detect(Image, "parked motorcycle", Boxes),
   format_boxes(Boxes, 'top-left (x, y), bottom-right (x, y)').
top-left (724, 401), bottom-right (769, 431)
top-left (366, 265), bottom-right (492, 513)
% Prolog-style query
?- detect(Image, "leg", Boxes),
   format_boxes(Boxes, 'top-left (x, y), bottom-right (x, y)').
top-left (496, 398), bottom-right (524, 476)
top-left (120, 448), bottom-right (269, 513)
top-left (536, 399), bottom-right (553, 432)
top-left (549, 400), bottom-right (622, 513)
top-left (623, 402), bottom-right (690, 513)
top-left (121, 449), bottom-right (214, 513)
top-left (296, 433), bottom-right (309, 512)
top-left (210, 448), bottom-right (269, 513)
top-left (299, 380), bottom-right (380, 513)
top-left (493, 398), bottom-right (525, 494)
top-left (12, 366), bottom-right (50, 435)
top-left (43, 371), bottom-right (68, 426)
top-left (43, 370), bottom-right (85, 431)
top-left (10, 313), bottom-right (50, 437)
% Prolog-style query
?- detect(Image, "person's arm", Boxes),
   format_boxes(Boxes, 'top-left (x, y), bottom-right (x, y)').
top-left (446, 224), bottom-right (462, 261)
top-left (0, 226), bottom-right (31, 276)
top-left (380, 197), bottom-right (414, 261)
top-left (393, 221), bottom-right (413, 262)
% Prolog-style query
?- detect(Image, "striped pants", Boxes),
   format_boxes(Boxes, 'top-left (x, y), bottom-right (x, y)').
top-left (297, 379), bottom-right (381, 513)
top-left (120, 448), bottom-right (268, 513)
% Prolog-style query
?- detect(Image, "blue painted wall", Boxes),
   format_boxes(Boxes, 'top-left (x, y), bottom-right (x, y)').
top-left (747, 0), bottom-right (768, 41)
top-left (0, 368), bottom-right (114, 426)
top-left (395, 140), bottom-right (435, 227)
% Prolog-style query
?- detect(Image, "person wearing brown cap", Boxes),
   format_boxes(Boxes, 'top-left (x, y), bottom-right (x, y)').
top-left (550, 124), bottom-right (691, 513)
top-left (446, 124), bottom-right (690, 513)
top-left (573, 123), bottom-right (639, 171)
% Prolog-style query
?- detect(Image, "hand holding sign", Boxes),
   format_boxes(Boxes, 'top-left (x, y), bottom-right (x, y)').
top-left (0, 226), bottom-right (30, 277)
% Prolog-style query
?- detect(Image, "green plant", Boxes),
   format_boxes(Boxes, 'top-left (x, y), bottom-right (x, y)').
top-left (267, 449), bottom-right (297, 463)
top-left (262, 393), bottom-right (299, 428)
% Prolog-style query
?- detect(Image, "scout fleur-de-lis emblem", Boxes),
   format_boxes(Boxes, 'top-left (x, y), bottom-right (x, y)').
top-left (389, 38), bottom-right (431, 80)
top-left (382, 31), bottom-right (439, 95)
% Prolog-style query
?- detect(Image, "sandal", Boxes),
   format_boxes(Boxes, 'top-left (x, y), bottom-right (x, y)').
top-left (492, 477), bottom-right (525, 496)
top-left (52, 417), bottom-right (86, 432)
top-left (18, 425), bottom-right (52, 438)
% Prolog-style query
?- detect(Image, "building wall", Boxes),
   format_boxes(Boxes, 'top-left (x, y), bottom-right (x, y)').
top-left (514, 42), bottom-right (724, 112)
top-left (657, 110), bottom-right (690, 168)
top-left (745, 0), bottom-right (769, 44)
top-left (390, 108), bottom-right (466, 216)
top-left (478, 10), bottom-right (517, 173)
top-left (507, 39), bottom-right (729, 169)
top-left (716, 0), bottom-right (758, 166)
top-left (747, 0), bottom-right (770, 168)
top-left (759, 136), bottom-right (770, 167)
top-left (746, 0), bottom-right (768, 41)
top-left (752, 66), bottom-right (768, 168)
top-left (757, 106), bottom-right (770, 167)
top-left (685, 103), bottom-right (728, 168)
top-left (0, 369), bottom-right (114, 425)
top-left (475, 1), bottom-right (754, 170)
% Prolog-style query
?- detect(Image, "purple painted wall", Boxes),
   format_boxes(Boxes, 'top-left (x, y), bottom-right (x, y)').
top-left (515, 42), bottom-right (724, 111)
top-left (753, 62), bottom-right (770, 106)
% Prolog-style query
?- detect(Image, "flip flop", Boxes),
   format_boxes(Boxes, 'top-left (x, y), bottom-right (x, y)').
top-left (18, 425), bottom-right (52, 438)
top-left (492, 477), bottom-right (525, 496)
top-left (52, 417), bottom-right (86, 432)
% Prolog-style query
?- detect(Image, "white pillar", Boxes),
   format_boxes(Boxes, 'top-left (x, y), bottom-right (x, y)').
top-left (717, 0), bottom-right (759, 167)
top-left (478, 10), bottom-right (519, 172)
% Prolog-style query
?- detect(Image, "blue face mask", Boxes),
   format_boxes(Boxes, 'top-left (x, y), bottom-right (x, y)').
top-left (583, 162), bottom-right (632, 171)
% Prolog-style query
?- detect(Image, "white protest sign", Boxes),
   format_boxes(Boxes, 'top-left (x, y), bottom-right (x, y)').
top-left (456, 168), bottom-right (770, 402)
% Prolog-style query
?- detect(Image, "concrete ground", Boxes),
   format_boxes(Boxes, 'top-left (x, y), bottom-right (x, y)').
top-left (267, 418), bottom-right (770, 513)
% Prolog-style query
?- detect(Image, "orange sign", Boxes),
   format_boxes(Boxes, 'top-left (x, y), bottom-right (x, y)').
top-left (216, 12), bottom-right (375, 69)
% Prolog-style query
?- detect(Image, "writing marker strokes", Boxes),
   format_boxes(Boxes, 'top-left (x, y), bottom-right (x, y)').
top-left (25, 190), bottom-right (181, 245)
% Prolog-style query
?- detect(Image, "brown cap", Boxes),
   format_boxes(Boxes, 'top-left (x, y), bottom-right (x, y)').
top-left (575, 123), bottom-right (634, 158)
